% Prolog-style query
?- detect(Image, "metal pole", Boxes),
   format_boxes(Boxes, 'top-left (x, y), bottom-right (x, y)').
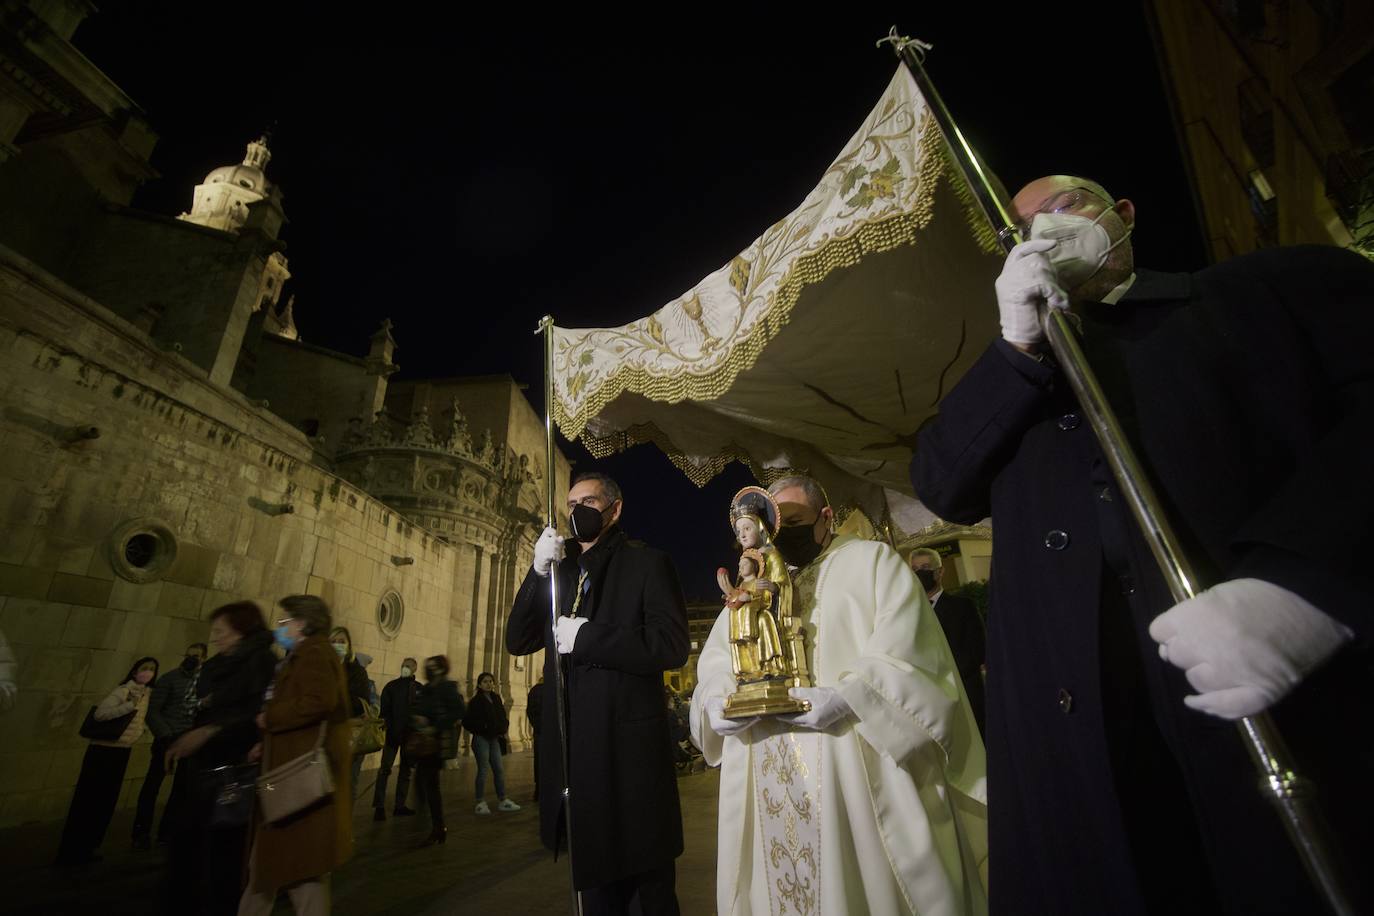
top-left (888, 34), bottom-right (1355, 916)
top-left (537, 315), bottom-right (583, 916)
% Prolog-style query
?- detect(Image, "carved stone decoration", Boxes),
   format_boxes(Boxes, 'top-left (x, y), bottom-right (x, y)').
top-left (402, 405), bottom-right (437, 449)
top-left (364, 410), bottom-right (392, 446)
top-left (444, 397), bottom-right (473, 456)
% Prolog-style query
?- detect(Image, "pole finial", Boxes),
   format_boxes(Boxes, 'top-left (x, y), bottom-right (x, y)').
top-left (877, 27), bottom-right (934, 60)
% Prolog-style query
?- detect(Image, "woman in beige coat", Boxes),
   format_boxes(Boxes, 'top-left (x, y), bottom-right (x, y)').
top-left (238, 596), bottom-right (352, 916)
top-left (55, 655), bottom-right (159, 866)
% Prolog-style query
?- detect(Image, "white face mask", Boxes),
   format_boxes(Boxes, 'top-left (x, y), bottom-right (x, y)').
top-left (1030, 207), bottom-right (1131, 290)
top-left (400, 666), bottom-right (414, 678)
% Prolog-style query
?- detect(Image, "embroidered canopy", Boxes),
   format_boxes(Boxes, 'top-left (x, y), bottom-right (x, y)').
top-left (549, 66), bottom-right (1005, 531)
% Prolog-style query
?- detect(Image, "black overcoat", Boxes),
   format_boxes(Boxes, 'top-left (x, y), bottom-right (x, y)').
top-left (932, 591), bottom-right (986, 734)
top-left (912, 246), bottom-right (1373, 915)
top-left (507, 527), bottom-right (690, 890)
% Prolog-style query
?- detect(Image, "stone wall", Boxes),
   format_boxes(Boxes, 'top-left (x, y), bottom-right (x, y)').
top-left (249, 334), bottom-right (386, 457)
top-left (0, 246), bottom-right (460, 827)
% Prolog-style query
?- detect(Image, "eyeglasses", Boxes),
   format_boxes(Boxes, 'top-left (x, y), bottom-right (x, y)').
top-left (1010, 187), bottom-right (1115, 240)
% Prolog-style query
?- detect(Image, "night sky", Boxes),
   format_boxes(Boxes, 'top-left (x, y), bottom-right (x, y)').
top-left (70, 4), bottom-right (1206, 600)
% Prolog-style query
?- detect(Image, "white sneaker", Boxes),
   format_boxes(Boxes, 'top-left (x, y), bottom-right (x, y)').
top-left (474, 800), bottom-right (491, 815)
top-left (496, 798), bottom-right (521, 812)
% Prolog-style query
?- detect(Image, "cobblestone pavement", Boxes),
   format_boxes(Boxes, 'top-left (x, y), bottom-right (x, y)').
top-left (1, 750), bottom-right (720, 915)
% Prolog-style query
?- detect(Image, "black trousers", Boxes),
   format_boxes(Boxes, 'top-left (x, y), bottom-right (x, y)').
top-left (581, 861), bottom-right (680, 916)
top-left (531, 732), bottom-right (541, 801)
top-left (162, 757), bottom-right (250, 916)
top-left (371, 742), bottom-right (415, 809)
top-left (56, 744), bottom-right (131, 864)
top-left (415, 758), bottom-right (444, 827)
top-left (134, 734), bottom-right (181, 839)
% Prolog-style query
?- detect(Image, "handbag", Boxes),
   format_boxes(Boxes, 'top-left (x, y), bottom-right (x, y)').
top-left (497, 734), bottom-right (510, 756)
top-left (351, 701), bottom-right (384, 758)
top-left (256, 721), bottom-right (333, 824)
top-left (78, 705), bottom-right (134, 742)
top-left (206, 762), bottom-right (259, 829)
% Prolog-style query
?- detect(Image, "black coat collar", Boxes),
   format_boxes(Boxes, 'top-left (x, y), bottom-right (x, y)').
top-left (1122, 268), bottom-right (1191, 303)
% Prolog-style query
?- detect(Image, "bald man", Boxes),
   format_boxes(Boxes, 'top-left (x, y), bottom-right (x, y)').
top-left (912, 175), bottom-right (1373, 915)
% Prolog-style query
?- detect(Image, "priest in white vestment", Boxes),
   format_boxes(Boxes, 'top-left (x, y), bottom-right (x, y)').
top-left (690, 475), bottom-right (988, 916)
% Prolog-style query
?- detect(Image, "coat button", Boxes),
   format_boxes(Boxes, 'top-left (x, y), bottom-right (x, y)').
top-left (1098, 486), bottom-right (1113, 503)
top-left (1057, 413), bottom-right (1081, 431)
top-left (1120, 575), bottom-right (1136, 596)
top-left (1044, 529), bottom-right (1070, 550)
top-left (1058, 689), bottom-right (1074, 714)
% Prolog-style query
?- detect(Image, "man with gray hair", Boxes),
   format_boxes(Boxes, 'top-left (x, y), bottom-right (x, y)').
top-left (909, 548), bottom-right (985, 735)
top-left (691, 474), bottom-right (988, 915)
top-left (913, 173), bottom-right (1373, 913)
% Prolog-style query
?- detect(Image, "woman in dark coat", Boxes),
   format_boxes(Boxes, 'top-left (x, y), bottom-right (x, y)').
top-left (55, 655), bottom-right (159, 866)
top-left (329, 625), bottom-right (371, 802)
top-left (411, 655), bottom-right (465, 845)
top-left (238, 595), bottom-right (352, 915)
top-left (463, 671), bottom-right (519, 817)
top-left (163, 601), bottom-right (277, 916)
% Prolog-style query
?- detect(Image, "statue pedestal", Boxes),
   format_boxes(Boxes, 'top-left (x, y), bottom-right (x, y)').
top-left (724, 677), bottom-right (811, 719)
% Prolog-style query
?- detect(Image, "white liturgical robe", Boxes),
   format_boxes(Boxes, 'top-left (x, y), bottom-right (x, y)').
top-left (691, 534), bottom-right (989, 915)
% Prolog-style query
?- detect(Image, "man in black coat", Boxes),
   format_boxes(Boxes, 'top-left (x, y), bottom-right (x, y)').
top-left (508, 471), bottom-right (689, 915)
top-left (909, 548), bottom-right (986, 735)
top-left (912, 174), bottom-right (1372, 915)
top-left (372, 656), bottom-right (419, 820)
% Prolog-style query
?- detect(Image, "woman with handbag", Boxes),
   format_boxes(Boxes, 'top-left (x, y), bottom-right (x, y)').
top-left (55, 655), bottom-right (159, 866)
top-left (328, 625), bottom-right (373, 804)
top-left (409, 655), bottom-right (465, 846)
top-left (238, 595), bottom-right (352, 915)
top-left (463, 671), bottom-right (521, 816)
top-left (163, 601), bottom-right (276, 916)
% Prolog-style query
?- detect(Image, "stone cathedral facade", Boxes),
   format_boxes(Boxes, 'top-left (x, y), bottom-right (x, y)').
top-left (0, 2), bottom-right (566, 827)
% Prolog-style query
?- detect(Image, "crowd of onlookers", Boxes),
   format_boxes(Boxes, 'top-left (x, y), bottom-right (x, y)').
top-left (51, 596), bottom-right (521, 914)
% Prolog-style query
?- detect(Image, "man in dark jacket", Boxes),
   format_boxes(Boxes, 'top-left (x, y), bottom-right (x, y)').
top-left (132, 641), bottom-right (205, 848)
top-left (508, 471), bottom-right (689, 915)
top-left (909, 548), bottom-right (986, 735)
top-left (372, 657), bottom-right (419, 820)
top-left (526, 677), bottom-right (544, 802)
top-left (912, 174), bottom-right (1372, 915)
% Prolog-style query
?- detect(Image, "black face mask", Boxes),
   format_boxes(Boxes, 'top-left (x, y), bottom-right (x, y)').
top-left (570, 503), bottom-right (612, 543)
top-left (181, 656), bottom-right (200, 672)
top-left (914, 568), bottom-right (939, 592)
top-left (773, 520), bottom-right (824, 569)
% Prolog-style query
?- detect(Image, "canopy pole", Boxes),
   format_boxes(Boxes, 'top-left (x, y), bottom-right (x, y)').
top-left (886, 30), bottom-right (1355, 916)
top-left (537, 315), bottom-right (583, 916)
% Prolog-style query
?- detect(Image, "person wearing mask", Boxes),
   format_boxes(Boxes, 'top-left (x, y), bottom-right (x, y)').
top-left (373, 656), bottom-right (420, 821)
top-left (133, 641), bottom-right (207, 849)
top-left (237, 595), bottom-right (352, 915)
top-left (329, 626), bottom-right (371, 803)
top-left (909, 548), bottom-right (986, 735)
top-left (462, 672), bottom-right (519, 817)
top-left (690, 476), bottom-right (988, 915)
top-left (911, 174), bottom-right (1373, 913)
top-left (526, 676), bottom-right (544, 803)
top-left (55, 656), bottom-right (159, 866)
top-left (163, 603), bottom-right (276, 916)
top-left (411, 655), bottom-right (466, 845)
top-left (508, 470), bottom-right (688, 914)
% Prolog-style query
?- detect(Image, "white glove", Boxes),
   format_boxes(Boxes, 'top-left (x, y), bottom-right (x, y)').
top-left (1148, 578), bottom-right (1353, 720)
top-left (777, 686), bottom-right (854, 732)
top-left (706, 697), bottom-right (758, 737)
top-left (554, 615), bottom-right (588, 654)
top-left (996, 238), bottom-right (1069, 347)
top-left (533, 526), bottom-right (565, 577)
